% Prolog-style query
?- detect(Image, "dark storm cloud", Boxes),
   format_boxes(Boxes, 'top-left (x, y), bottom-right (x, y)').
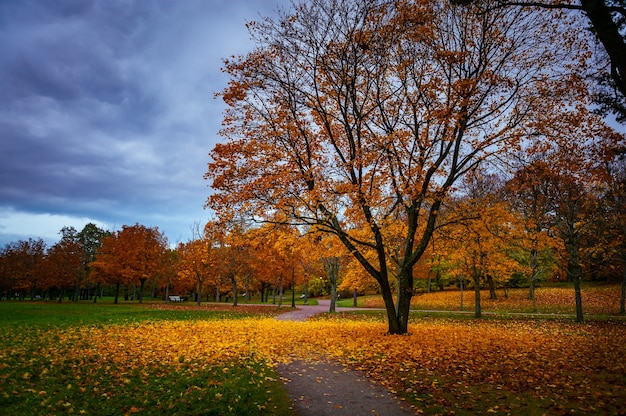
top-left (0, 0), bottom-right (290, 246)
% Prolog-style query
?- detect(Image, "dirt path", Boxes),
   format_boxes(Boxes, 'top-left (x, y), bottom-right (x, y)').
top-left (274, 300), bottom-right (416, 415)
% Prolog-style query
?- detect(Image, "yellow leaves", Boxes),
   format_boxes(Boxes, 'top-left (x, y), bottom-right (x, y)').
top-left (14, 310), bottom-right (625, 414)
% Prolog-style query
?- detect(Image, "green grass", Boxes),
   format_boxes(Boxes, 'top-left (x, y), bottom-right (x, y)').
top-left (0, 301), bottom-right (270, 329)
top-left (0, 302), bottom-right (295, 416)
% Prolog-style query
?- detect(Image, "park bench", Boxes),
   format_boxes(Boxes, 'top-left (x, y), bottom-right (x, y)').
top-left (168, 295), bottom-right (183, 302)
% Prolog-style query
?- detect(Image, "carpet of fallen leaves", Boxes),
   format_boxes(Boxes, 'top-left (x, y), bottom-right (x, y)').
top-left (4, 313), bottom-right (624, 415)
top-left (363, 285), bottom-right (623, 315)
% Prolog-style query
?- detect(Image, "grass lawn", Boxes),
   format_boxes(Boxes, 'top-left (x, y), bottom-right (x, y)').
top-left (1, 286), bottom-right (624, 415)
top-left (0, 301), bottom-right (295, 416)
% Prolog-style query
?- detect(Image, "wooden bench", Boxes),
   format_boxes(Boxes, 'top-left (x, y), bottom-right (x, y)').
top-left (168, 295), bottom-right (183, 302)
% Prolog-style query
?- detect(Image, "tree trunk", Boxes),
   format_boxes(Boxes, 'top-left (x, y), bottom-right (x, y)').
top-left (474, 275), bottom-right (482, 318)
top-left (277, 274), bottom-right (284, 308)
top-left (272, 275), bottom-right (277, 305)
top-left (245, 273), bottom-right (250, 304)
top-left (528, 248), bottom-right (538, 300)
top-left (197, 281), bottom-right (203, 306)
top-left (138, 279), bottom-right (146, 304)
top-left (394, 267), bottom-right (414, 333)
top-left (459, 277), bottom-right (464, 311)
top-left (619, 252), bottom-right (626, 315)
top-left (93, 283), bottom-right (99, 303)
top-left (231, 274), bottom-right (238, 307)
top-left (114, 281), bottom-right (120, 304)
top-left (487, 274), bottom-right (496, 300)
top-left (571, 262), bottom-right (584, 323)
top-left (324, 257), bottom-right (340, 313)
top-left (291, 267), bottom-right (296, 308)
top-left (73, 280), bottom-right (80, 302)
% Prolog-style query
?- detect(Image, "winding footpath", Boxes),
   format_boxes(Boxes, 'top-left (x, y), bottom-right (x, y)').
top-left (274, 300), bottom-right (416, 416)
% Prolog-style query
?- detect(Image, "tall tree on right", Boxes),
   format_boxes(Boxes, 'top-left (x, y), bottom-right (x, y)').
top-left (453, 0), bottom-right (626, 122)
top-left (520, 108), bottom-right (623, 322)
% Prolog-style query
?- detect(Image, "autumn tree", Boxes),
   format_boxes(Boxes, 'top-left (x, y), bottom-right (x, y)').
top-left (224, 225), bottom-right (256, 306)
top-left (91, 224), bottom-right (167, 304)
top-left (444, 171), bottom-right (524, 317)
top-left (525, 106), bottom-right (623, 321)
top-left (161, 248), bottom-right (180, 302)
top-left (78, 223), bottom-right (110, 301)
top-left (177, 222), bottom-right (221, 305)
top-left (43, 227), bottom-right (85, 302)
top-left (206, 0), bottom-right (591, 333)
top-left (0, 238), bottom-right (46, 300)
top-left (600, 154), bottom-right (626, 312)
top-left (504, 160), bottom-right (559, 300)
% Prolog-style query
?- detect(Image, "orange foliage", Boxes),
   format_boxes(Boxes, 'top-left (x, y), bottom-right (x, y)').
top-left (360, 286), bottom-right (624, 315)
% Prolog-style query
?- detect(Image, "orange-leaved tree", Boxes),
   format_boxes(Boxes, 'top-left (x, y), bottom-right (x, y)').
top-left (444, 171), bottom-right (525, 317)
top-left (206, 0), bottom-right (592, 333)
top-left (91, 224), bottom-right (167, 304)
top-left (177, 222), bottom-right (221, 305)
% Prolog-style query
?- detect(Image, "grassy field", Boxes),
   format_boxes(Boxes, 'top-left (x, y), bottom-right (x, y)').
top-left (1, 285), bottom-right (625, 415)
top-left (0, 302), bottom-right (295, 416)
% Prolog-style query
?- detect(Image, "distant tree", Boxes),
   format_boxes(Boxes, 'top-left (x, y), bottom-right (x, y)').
top-left (0, 238), bottom-right (46, 300)
top-left (78, 223), bottom-right (110, 301)
top-left (505, 160), bottom-right (559, 299)
top-left (45, 227), bottom-right (83, 302)
top-left (445, 171), bottom-right (524, 317)
top-left (177, 222), bottom-right (220, 306)
top-left (91, 224), bottom-right (167, 304)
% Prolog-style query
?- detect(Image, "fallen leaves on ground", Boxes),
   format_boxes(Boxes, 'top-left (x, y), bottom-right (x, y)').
top-left (2, 313), bottom-right (625, 414)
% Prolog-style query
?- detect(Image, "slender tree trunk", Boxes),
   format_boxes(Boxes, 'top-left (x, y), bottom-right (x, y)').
top-left (138, 279), bottom-right (146, 304)
top-left (197, 281), bottom-right (203, 306)
top-left (619, 251), bottom-right (626, 315)
top-left (272, 275), bottom-right (277, 305)
top-left (324, 257), bottom-right (340, 313)
top-left (114, 281), bottom-right (120, 304)
top-left (459, 278), bottom-right (464, 311)
top-left (473, 273), bottom-right (482, 318)
top-left (277, 274), bottom-right (284, 308)
top-left (487, 274), bottom-right (496, 300)
top-left (165, 281), bottom-right (171, 303)
top-left (290, 269), bottom-right (296, 308)
top-left (245, 273), bottom-right (250, 304)
top-left (93, 283), bottom-right (99, 303)
top-left (231, 274), bottom-right (238, 307)
top-left (528, 248), bottom-right (538, 300)
top-left (571, 261), bottom-right (584, 323)
top-left (73, 279), bottom-right (80, 302)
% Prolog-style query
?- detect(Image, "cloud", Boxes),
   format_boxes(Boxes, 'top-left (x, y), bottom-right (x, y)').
top-left (0, 0), bottom-right (291, 247)
top-left (0, 206), bottom-right (109, 246)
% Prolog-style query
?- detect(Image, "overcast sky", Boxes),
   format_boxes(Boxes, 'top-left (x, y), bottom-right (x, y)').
top-left (0, 0), bottom-right (290, 247)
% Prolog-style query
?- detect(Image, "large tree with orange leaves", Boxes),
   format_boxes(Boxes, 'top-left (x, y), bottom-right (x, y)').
top-left (206, 0), bottom-right (601, 333)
